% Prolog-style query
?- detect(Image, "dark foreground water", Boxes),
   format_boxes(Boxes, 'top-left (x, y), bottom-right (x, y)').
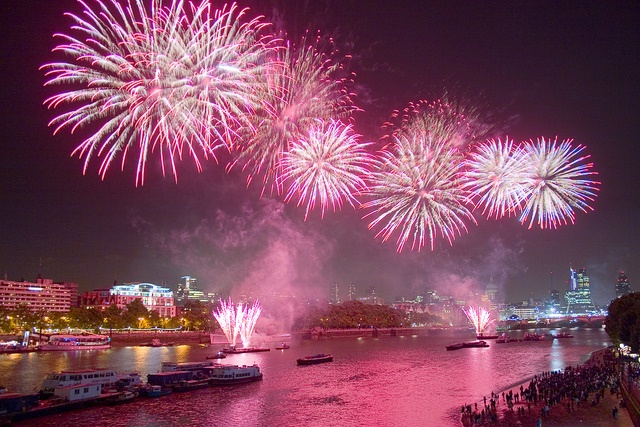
top-left (0, 328), bottom-right (611, 427)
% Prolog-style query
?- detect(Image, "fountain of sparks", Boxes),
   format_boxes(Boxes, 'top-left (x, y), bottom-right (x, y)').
top-left (463, 306), bottom-right (494, 337)
top-left (213, 299), bottom-right (262, 348)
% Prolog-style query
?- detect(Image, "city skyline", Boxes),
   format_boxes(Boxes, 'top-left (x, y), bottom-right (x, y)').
top-left (1, 1), bottom-right (638, 307)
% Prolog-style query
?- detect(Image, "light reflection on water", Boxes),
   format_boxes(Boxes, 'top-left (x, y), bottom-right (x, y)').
top-left (0, 328), bottom-right (610, 426)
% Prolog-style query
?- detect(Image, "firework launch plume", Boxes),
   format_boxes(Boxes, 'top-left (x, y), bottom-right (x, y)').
top-left (213, 298), bottom-right (262, 348)
top-left (463, 306), bottom-right (493, 335)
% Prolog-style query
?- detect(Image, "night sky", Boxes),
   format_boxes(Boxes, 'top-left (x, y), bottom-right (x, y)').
top-left (1, 1), bottom-right (639, 307)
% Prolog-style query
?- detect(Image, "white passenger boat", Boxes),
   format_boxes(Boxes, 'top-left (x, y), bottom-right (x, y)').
top-left (206, 364), bottom-right (263, 385)
top-left (40, 369), bottom-right (142, 395)
top-left (38, 332), bottom-right (111, 351)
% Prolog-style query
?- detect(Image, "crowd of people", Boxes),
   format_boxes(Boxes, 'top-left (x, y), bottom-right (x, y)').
top-left (461, 348), bottom-right (621, 426)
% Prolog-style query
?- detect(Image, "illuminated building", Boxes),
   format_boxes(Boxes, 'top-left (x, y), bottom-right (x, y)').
top-left (175, 276), bottom-right (215, 305)
top-left (110, 283), bottom-right (176, 317)
top-left (0, 276), bottom-right (74, 312)
top-left (616, 271), bottom-right (631, 299)
top-left (329, 283), bottom-right (340, 304)
top-left (564, 267), bottom-right (596, 315)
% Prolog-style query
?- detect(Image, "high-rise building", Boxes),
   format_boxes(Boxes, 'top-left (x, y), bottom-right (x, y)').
top-left (616, 271), bottom-right (631, 299)
top-left (329, 283), bottom-right (340, 304)
top-left (564, 267), bottom-right (597, 315)
top-left (175, 276), bottom-right (215, 305)
top-left (348, 284), bottom-right (357, 301)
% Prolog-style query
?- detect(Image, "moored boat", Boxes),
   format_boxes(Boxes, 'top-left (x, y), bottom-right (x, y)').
top-left (138, 384), bottom-right (172, 398)
top-left (297, 354), bottom-right (333, 365)
top-left (38, 332), bottom-right (110, 351)
top-left (105, 390), bottom-right (137, 405)
top-left (40, 369), bottom-right (142, 396)
top-left (275, 343), bottom-right (290, 350)
top-left (207, 364), bottom-right (263, 385)
top-left (172, 378), bottom-right (210, 392)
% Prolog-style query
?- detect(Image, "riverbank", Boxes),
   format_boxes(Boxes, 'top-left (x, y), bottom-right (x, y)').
top-left (461, 347), bottom-right (635, 426)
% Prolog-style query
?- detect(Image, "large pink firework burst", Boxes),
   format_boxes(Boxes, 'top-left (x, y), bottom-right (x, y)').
top-left (519, 137), bottom-right (600, 229)
top-left (362, 128), bottom-right (475, 252)
top-left (230, 33), bottom-right (359, 195)
top-left (280, 120), bottom-right (372, 220)
top-left (42, 0), bottom-right (277, 185)
top-left (464, 137), bottom-right (530, 219)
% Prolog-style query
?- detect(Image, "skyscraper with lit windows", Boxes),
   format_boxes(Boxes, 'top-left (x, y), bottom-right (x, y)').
top-left (564, 267), bottom-right (596, 315)
top-left (616, 271), bottom-right (631, 299)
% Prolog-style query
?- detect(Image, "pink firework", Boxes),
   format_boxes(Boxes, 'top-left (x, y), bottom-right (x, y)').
top-left (42, 0), bottom-right (277, 185)
top-left (231, 34), bottom-right (359, 195)
top-left (464, 137), bottom-right (530, 219)
top-left (213, 298), bottom-right (262, 348)
top-left (363, 107), bottom-right (476, 252)
top-left (463, 306), bottom-right (493, 335)
top-left (280, 120), bottom-right (372, 220)
top-left (519, 137), bottom-right (600, 229)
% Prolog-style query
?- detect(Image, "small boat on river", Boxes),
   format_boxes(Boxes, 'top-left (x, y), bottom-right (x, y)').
top-left (206, 351), bottom-right (227, 359)
top-left (275, 343), bottom-right (290, 350)
top-left (522, 332), bottom-right (546, 341)
top-left (446, 341), bottom-right (489, 350)
top-left (476, 333), bottom-right (500, 340)
top-left (297, 354), bottom-right (333, 365)
top-left (221, 346), bottom-right (270, 354)
top-left (207, 364), bottom-right (263, 385)
top-left (554, 332), bottom-right (574, 338)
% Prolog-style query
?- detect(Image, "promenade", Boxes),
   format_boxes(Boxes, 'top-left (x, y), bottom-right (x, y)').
top-left (461, 348), bottom-right (636, 427)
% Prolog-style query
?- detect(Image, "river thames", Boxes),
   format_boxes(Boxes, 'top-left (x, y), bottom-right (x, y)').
top-left (0, 328), bottom-right (611, 426)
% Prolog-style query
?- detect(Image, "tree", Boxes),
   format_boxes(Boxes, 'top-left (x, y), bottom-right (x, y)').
top-left (122, 299), bottom-right (149, 328)
top-left (182, 300), bottom-right (212, 331)
top-left (103, 304), bottom-right (123, 332)
top-left (606, 293), bottom-right (640, 352)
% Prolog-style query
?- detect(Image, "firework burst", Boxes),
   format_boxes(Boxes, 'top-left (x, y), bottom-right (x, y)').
top-left (362, 131), bottom-right (474, 252)
top-left (42, 0), bottom-right (277, 185)
top-left (519, 137), bottom-right (600, 229)
top-left (231, 34), bottom-right (359, 194)
top-left (464, 137), bottom-right (530, 219)
top-left (280, 120), bottom-right (372, 219)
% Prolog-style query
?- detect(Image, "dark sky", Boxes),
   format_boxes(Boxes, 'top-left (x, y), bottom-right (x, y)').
top-left (1, 0), bottom-right (638, 307)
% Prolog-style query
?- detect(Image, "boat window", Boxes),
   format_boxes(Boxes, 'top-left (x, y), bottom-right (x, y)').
top-left (74, 389), bottom-right (80, 395)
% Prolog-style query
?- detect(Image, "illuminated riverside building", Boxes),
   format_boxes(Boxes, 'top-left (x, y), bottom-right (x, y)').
top-left (0, 276), bottom-right (75, 312)
top-left (81, 282), bottom-right (176, 317)
top-left (564, 267), bottom-right (597, 315)
top-left (616, 271), bottom-right (631, 299)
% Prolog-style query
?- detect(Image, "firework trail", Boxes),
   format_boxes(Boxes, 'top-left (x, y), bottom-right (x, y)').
top-left (212, 298), bottom-right (262, 348)
top-left (41, 0), bottom-right (277, 185)
top-left (464, 137), bottom-right (530, 219)
top-left (239, 301), bottom-right (262, 348)
top-left (230, 34), bottom-right (359, 195)
top-left (463, 306), bottom-right (493, 335)
top-left (519, 137), bottom-right (600, 229)
top-left (280, 120), bottom-right (372, 219)
top-left (363, 107), bottom-right (476, 252)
